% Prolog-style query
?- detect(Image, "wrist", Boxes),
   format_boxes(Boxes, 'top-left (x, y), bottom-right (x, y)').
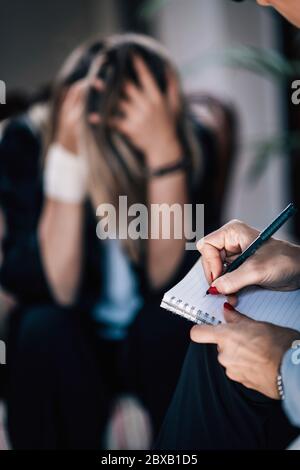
top-left (275, 335), bottom-right (300, 399)
top-left (44, 143), bottom-right (88, 204)
top-left (55, 135), bottom-right (78, 155)
top-left (146, 158), bottom-right (190, 179)
top-left (276, 372), bottom-right (285, 401)
top-left (145, 140), bottom-right (183, 171)
top-left (267, 356), bottom-right (285, 400)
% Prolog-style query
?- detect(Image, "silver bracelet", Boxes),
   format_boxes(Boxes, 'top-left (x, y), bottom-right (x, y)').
top-left (277, 372), bottom-right (285, 401)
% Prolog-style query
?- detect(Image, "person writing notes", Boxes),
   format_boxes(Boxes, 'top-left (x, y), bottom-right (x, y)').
top-left (194, 220), bottom-right (300, 421)
top-left (157, 220), bottom-right (300, 450)
top-left (157, 0), bottom-right (300, 451)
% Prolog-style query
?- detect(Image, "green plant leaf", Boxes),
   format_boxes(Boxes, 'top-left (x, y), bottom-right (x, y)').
top-left (182, 46), bottom-right (300, 83)
top-left (248, 132), bottom-right (300, 183)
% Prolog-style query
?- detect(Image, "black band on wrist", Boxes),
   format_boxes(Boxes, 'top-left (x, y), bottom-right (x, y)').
top-left (146, 158), bottom-right (190, 179)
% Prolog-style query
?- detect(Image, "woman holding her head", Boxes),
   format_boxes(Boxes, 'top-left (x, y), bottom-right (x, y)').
top-left (0, 34), bottom-right (222, 448)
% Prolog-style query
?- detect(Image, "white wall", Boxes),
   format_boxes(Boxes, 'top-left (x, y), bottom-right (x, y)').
top-left (154, 0), bottom-right (289, 235)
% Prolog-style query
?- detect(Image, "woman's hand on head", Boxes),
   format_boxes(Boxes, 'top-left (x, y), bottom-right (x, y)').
top-left (198, 219), bottom-right (300, 295)
top-left (55, 79), bottom-right (103, 155)
top-left (110, 55), bottom-right (183, 169)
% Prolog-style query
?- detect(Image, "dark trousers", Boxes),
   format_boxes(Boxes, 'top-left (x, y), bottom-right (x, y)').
top-left (156, 343), bottom-right (300, 450)
top-left (6, 303), bottom-right (190, 449)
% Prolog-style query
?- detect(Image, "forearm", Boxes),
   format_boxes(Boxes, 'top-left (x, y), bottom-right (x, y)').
top-left (146, 143), bottom-right (188, 289)
top-left (39, 199), bottom-right (84, 305)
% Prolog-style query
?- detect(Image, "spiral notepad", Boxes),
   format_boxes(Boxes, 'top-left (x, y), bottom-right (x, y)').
top-left (160, 260), bottom-right (300, 332)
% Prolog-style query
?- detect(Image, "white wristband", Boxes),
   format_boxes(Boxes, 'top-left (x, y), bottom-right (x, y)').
top-left (44, 143), bottom-right (88, 203)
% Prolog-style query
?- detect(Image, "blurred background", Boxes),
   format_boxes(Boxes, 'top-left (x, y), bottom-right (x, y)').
top-left (1, 0), bottom-right (300, 237)
top-left (0, 0), bottom-right (300, 450)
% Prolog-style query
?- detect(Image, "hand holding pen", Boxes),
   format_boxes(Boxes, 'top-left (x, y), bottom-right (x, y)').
top-left (197, 204), bottom-right (300, 296)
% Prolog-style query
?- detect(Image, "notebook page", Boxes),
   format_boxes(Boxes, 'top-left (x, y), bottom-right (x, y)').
top-left (161, 260), bottom-right (300, 332)
top-left (238, 286), bottom-right (300, 331)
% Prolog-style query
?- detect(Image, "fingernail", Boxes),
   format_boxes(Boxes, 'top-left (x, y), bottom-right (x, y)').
top-left (206, 286), bottom-right (219, 295)
top-left (224, 302), bottom-right (234, 311)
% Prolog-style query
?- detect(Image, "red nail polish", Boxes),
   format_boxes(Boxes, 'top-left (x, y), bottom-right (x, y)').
top-left (207, 286), bottom-right (219, 295)
top-left (224, 302), bottom-right (234, 311)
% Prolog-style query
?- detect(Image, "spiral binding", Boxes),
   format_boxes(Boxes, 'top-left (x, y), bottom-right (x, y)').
top-left (161, 295), bottom-right (221, 326)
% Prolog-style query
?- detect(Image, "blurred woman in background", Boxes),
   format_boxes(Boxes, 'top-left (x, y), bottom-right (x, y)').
top-left (0, 33), bottom-right (227, 449)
